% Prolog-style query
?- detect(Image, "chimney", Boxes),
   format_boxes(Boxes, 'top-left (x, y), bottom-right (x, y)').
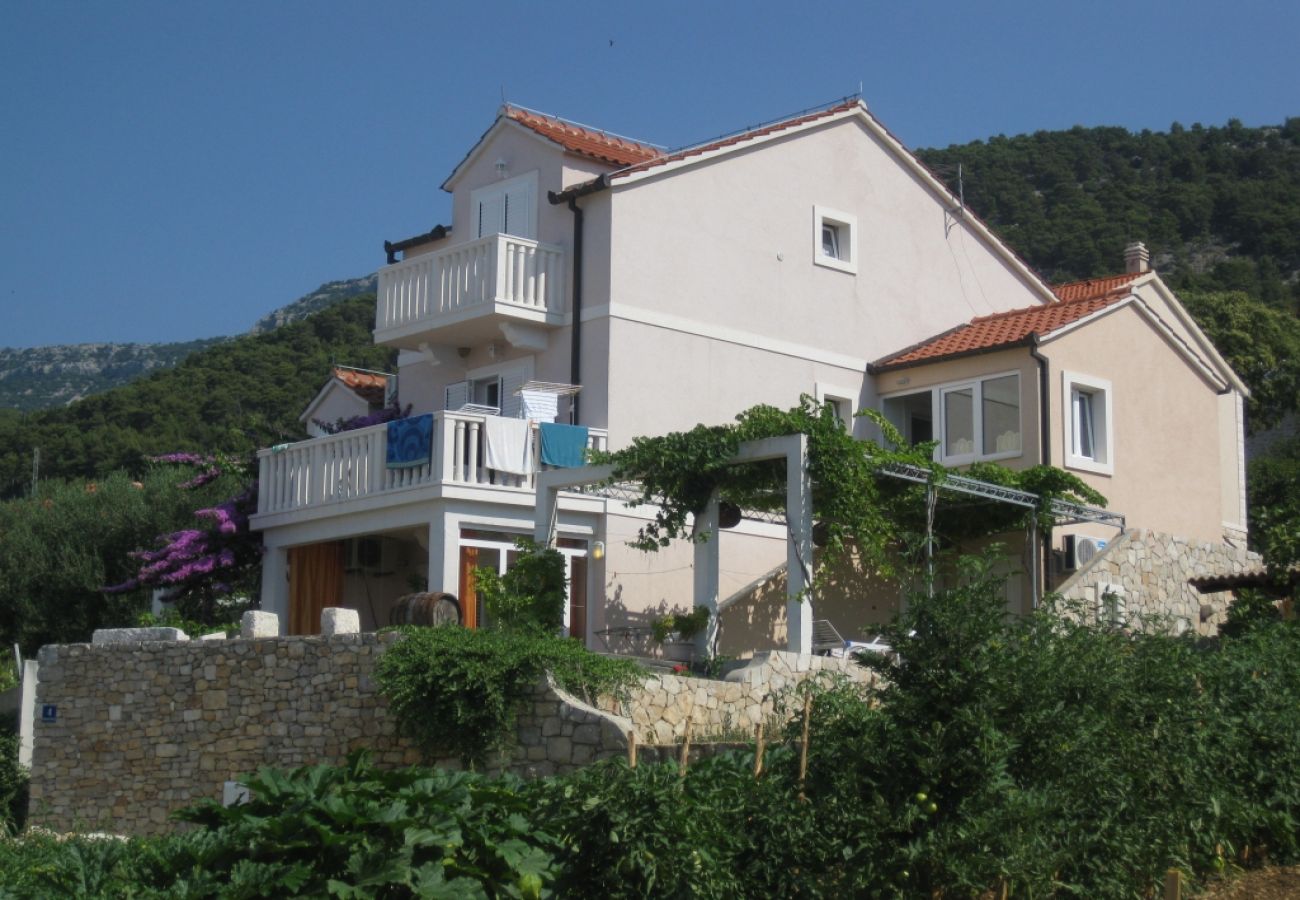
top-left (1124, 241), bottom-right (1150, 274)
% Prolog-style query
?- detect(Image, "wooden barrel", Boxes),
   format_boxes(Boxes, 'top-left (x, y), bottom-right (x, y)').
top-left (389, 592), bottom-right (462, 627)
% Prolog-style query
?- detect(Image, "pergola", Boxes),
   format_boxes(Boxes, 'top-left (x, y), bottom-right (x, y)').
top-left (534, 434), bottom-right (1122, 656)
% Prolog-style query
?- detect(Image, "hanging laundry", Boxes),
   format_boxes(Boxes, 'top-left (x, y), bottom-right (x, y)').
top-left (386, 414), bottom-right (433, 468)
top-left (520, 389), bottom-right (559, 423)
top-left (484, 416), bottom-right (534, 475)
top-left (539, 422), bottom-right (589, 468)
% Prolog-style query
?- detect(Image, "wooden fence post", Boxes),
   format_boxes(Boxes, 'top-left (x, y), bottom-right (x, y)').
top-left (798, 693), bottom-right (812, 801)
top-left (1163, 869), bottom-right (1182, 900)
top-left (679, 716), bottom-right (693, 780)
top-left (753, 723), bottom-right (766, 778)
top-left (627, 729), bottom-right (637, 768)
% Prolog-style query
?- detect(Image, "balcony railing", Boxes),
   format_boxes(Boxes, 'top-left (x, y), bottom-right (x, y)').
top-left (255, 411), bottom-right (608, 517)
top-left (376, 233), bottom-right (565, 344)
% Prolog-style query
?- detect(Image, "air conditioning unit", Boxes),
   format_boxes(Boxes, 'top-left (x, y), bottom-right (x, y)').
top-left (345, 536), bottom-right (385, 573)
top-left (1061, 535), bottom-right (1107, 571)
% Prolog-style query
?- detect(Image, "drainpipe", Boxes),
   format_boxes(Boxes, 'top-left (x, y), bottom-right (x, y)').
top-left (565, 196), bottom-right (584, 424)
top-left (1029, 334), bottom-right (1052, 603)
top-left (549, 176), bottom-right (610, 426)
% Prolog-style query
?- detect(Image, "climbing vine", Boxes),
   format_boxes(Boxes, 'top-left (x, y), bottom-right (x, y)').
top-left (591, 396), bottom-right (1107, 581)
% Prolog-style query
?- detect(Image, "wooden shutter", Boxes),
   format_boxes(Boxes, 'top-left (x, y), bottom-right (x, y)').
top-left (444, 380), bottom-right (470, 411)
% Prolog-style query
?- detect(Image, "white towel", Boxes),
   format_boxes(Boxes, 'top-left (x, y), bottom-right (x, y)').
top-left (520, 389), bottom-right (559, 423)
top-left (484, 416), bottom-right (533, 475)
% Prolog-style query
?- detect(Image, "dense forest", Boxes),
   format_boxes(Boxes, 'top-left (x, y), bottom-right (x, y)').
top-left (0, 297), bottom-right (394, 496)
top-left (917, 118), bottom-right (1300, 311)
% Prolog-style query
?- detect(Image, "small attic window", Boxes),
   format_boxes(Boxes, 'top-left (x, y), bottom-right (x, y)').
top-left (813, 205), bottom-right (857, 274)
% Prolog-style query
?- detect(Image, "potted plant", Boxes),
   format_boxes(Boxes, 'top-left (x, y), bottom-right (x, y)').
top-left (651, 606), bottom-right (710, 663)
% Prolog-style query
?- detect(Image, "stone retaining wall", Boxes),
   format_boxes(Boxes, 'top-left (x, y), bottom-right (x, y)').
top-left (1056, 529), bottom-right (1260, 635)
top-left (618, 650), bottom-right (877, 745)
top-left (28, 637), bottom-right (864, 835)
top-left (29, 633), bottom-right (631, 835)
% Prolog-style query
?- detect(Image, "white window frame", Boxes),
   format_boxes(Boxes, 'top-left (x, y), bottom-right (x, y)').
top-left (813, 205), bottom-right (857, 274)
top-left (815, 382), bottom-right (859, 434)
top-left (1062, 371), bottom-right (1113, 475)
top-left (880, 370), bottom-right (1023, 465)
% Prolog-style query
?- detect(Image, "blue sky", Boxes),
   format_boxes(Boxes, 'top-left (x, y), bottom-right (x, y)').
top-left (2, 0), bottom-right (1296, 348)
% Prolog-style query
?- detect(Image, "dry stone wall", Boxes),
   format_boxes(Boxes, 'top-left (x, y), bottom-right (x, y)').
top-left (1056, 529), bottom-right (1260, 635)
top-left (28, 635), bottom-right (866, 836)
top-left (617, 650), bottom-right (877, 745)
top-left (28, 632), bottom-right (631, 836)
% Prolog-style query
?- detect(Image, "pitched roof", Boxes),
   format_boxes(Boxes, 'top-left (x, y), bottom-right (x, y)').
top-left (333, 367), bottom-right (388, 406)
top-left (610, 98), bottom-right (861, 179)
top-left (873, 273), bottom-right (1141, 371)
top-left (503, 105), bottom-right (663, 168)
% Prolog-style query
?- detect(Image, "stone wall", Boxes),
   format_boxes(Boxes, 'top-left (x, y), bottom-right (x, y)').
top-left (28, 636), bottom-right (867, 836)
top-left (1056, 529), bottom-right (1260, 635)
top-left (618, 650), bottom-right (877, 745)
top-left (28, 633), bottom-right (632, 836)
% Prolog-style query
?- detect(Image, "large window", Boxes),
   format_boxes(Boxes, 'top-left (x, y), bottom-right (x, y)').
top-left (1063, 371), bottom-right (1113, 475)
top-left (883, 372), bottom-right (1021, 463)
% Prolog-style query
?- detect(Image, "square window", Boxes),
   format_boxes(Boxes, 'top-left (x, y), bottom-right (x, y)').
top-left (1063, 371), bottom-right (1113, 475)
top-left (813, 205), bottom-right (857, 274)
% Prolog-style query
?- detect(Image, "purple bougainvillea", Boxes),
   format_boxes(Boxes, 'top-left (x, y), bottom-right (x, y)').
top-left (313, 401), bottom-right (411, 435)
top-left (107, 455), bottom-right (262, 623)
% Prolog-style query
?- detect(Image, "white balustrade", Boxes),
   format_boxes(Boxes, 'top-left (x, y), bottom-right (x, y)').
top-left (257, 413), bottom-right (606, 516)
top-left (377, 233), bottom-right (565, 333)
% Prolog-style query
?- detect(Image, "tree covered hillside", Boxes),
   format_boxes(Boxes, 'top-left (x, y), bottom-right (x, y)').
top-left (0, 296), bottom-right (393, 496)
top-left (917, 118), bottom-right (1300, 310)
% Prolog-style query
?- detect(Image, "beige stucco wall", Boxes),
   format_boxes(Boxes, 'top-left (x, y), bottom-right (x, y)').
top-left (1042, 304), bottom-right (1227, 543)
top-left (596, 511), bottom-right (787, 653)
top-left (602, 117), bottom-right (1047, 369)
top-left (602, 317), bottom-right (870, 449)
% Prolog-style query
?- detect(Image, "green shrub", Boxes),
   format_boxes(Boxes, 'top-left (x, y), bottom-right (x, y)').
top-left (374, 627), bottom-right (643, 766)
top-left (473, 540), bottom-right (567, 634)
top-left (0, 723), bottom-right (26, 833)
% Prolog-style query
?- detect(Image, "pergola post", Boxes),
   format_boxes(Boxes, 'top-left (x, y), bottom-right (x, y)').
top-left (784, 434), bottom-right (814, 655)
top-left (692, 493), bottom-right (721, 659)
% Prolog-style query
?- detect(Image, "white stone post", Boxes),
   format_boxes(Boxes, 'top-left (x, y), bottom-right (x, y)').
top-left (427, 514), bottom-right (458, 594)
top-left (259, 545), bottom-right (290, 633)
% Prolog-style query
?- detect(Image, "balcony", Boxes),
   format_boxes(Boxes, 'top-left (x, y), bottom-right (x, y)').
top-left (254, 411), bottom-right (607, 520)
top-left (375, 233), bottom-right (566, 349)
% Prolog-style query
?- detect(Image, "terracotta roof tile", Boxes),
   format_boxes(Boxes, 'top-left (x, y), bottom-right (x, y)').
top-left (504, 106), bottom-right (662, 167)
top-left (612, 98), bottom-right (862, 179)
top-left (333, 367), bottom-right (388, 406)
top-left (874, 274), bottom-right (1140, 370)
top-left (1052, 272), bottom-right (1142, 302)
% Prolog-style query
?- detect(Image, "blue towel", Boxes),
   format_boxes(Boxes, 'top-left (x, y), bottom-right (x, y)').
top-left (386, 414), bottom-right (433, 469)
top-left (539, 423), bottom-right (589, 468)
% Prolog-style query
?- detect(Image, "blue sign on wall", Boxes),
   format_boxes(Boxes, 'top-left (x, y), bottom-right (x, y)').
top-left (41, 704), bottom-right (57, 723)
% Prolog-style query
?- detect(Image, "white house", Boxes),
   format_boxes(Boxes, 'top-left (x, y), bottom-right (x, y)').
top-left (251, 99), bottom-right (1248, 652)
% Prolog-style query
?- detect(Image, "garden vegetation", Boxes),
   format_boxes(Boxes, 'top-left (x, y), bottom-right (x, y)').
top-left (4, 564), bottom-right (1300, 896)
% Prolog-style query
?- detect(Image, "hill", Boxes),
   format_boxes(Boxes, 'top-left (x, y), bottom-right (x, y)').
top-left (916, 118), bottom-right (1300, 310)
top-left (0, 295), bottom-right (394, 497)
top-left (248, 274), bottom-right (378, 334)
top-left (0, 339), bottom-right (224, 412)
top-left (0, 275), bottom-right (378, 413)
